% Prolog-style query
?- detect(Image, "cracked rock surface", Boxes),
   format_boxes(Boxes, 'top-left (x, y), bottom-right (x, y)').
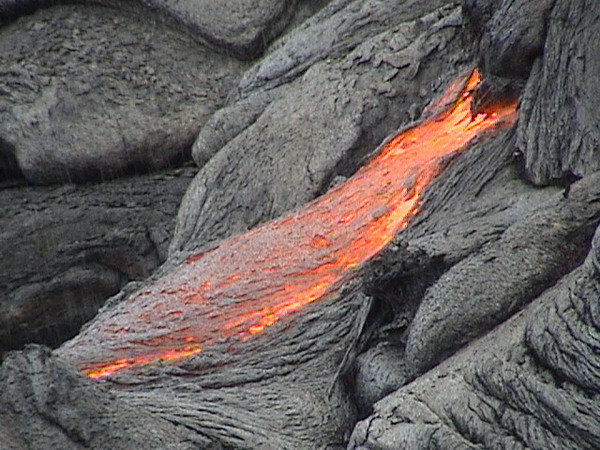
top-left (172, 2), bottom-right (470, 252)
top-left (0, 4), bottom-right (245, 184)
top-left (0, 164), bottom-right (196, 353)
top-left (349, 224), bottom-right (600, 450)
top-left (0, 0), bottom-right (298, 58)
top-left (1, 0), bottom-right (600, 448)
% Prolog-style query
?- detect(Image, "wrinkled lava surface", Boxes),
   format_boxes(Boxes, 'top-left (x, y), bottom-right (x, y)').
top-left (58, 69), bottom-right (518, 379)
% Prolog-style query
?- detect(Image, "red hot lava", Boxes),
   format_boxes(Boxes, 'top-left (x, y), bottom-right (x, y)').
top-left (58, 69), bottom-right (518, 379)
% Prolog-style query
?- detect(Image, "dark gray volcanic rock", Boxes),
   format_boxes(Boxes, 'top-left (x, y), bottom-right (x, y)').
top-left (1, 0), bottom-right (600, 448)
top-left (405, 171), bottom-right (600, 376)
top-left (354, 342), bottom-right (409, 415)
top-left (2, 285), bottom-right (370, 449)
top-left (465, 0), bottom-right (600, 186)
top-left (189, 0), bottom-right (456, 182)
top-left (234, 0), bottom-right (454, 94)
top-left (517, 0), bottom-right (600, 184)
top-left (191, 87), bottom-right (283, 168)
top-left (133, 0), bottom-right (298, 59)
top-left (349, 223), bottom-right (600, 450)
top-left (352, 127), bottom-right (561, 410)
top-left (0, 164), bottom-right (196, 353)
top-left (171, 2), bottom-right (470, 253)
top-left (95, 287), bottom-right (369, 449)
top-left (465, 0), bottom-right (553, 79)
top-left (0, 0), bottom-right (298, 59)
top-left (155, 0), bottom-right (297, 59)
top-left (0, 345), bottom-right (209, 449)
top-left (0, 4), bottom-right (245, 184)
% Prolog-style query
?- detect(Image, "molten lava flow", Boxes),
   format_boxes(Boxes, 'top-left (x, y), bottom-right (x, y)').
top-left (58, 69), bottom-right (518, 379)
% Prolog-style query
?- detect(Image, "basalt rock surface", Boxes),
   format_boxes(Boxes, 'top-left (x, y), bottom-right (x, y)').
top-left (1, 0), bottom-right (600, 449)
top-left (171, 1), bottom-right (470, 252)
top-left (465, 0), bottom-right (600, 186)
top-left (0, 0), bottom-right (300, 58)
top-left (0, 164), bottom-right (196, 353)
top-left (350, 224), bottom-right (600, 450)
top-left (0, 4), bottom-right (245, 184)
top-left (0, 345), bottom-right (207, 449)
top-left (405, 171), bottom-right (600, 376)
top-left (516, 0), bottom-right (600, 185)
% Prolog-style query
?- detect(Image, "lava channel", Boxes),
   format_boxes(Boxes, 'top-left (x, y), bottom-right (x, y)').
top-left (57, 69), bottom-right (518, 379)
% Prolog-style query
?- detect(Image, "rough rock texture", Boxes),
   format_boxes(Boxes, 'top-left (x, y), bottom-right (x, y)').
top-left (0, 0), bottom-right (299, 59)
top-left (105, 286), bottom-right (369, 449)
top-left (190, 0), bottom-right (458, 169)
top-left (171, 2), bottom-right (470, 253)
top-left (187, 0), bottom-right (461, 188)
top-left (0, 4), bottom-right (245, 184)
top-left (351, 127), bottom-right (560, 409)
top-left (517, 0), bottom-right (600, 184)
top-left (405, 171), bottom-right (600, 376)
top-left (353, 0), bottom-right (600, 441)
top-left (0, 164), bottom-right (195, 353)
top-left (3, 284), bottom-right (370, 449)
top-left (135, 0), bottom-right (298, 59)
top-left (1, 0), bottom-right (600, 448)
top-left (464, 0), bottom-right (600, 186)
top-left (0, 345), bottom-right (207, 449)
top-left (235, 0), bottom-right (454, 95)
top-left (464, 0), bottom-right (553, 79)
top-left (349, 224), bottom-right (600, 450)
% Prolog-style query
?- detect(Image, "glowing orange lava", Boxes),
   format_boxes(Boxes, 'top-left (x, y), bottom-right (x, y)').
top-left (57, 69), bottom-right (518, 379)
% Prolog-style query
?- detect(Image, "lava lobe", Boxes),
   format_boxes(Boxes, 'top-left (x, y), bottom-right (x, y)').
top-left (57, 69), bottom-right (518, 379)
